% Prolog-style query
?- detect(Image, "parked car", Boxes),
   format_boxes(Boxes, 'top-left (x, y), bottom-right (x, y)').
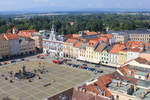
top-left (88, 68), bottom-right (96, 72)
top-left (72, 64), bottom-right (79, 68)
top-left (52, 60), bottom-right (63, 64)
top-left (3, 61), bottom-right (9, 65)
top-left (83, 67), bottom-right (88, 70)
top-left (96, 70), bottom-right (103, 73)
top-left (95, 65), bottom-right (101, 68)
top-left (52, 60), bottom-right (61, 64)
top-left (37, 55), bottom-right (40, 58)
top-left (80, 66), bottom-right (85, 69)
top-left (83, 64), bottom-right (87, 66)
top-left (40, 57), bottom-right (45, 59)
top-left (11, 60), bottom-right (16, 63)
top-left (67, 63), bottom-right (72, 66)
top-left (21, 58), bottom-right (25, 61)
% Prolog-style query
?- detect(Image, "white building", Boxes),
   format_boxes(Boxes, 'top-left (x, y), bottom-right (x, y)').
top-left (112, 33), bottom-right (128, 43)
top-left (126, 51), bottom-right (140, 62)
top-left (42, 26), bottom-right (64, 57)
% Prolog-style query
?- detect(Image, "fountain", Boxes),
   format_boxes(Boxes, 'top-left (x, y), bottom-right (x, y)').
top-left (15, 65), bottom-right (36, 79)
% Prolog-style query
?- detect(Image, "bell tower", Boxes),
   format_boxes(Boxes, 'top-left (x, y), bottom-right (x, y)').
top-left (49, 25), bottom-right (56, 41)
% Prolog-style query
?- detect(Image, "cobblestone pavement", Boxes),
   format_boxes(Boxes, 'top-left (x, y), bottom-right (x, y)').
top-left (0, 60), bottom-right (92, 100)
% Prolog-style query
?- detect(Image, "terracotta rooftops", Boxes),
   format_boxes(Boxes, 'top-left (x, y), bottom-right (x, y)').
top-left (85, 32), bottom-right (97, 35)
top-left (0, 34), bottom-right (5, 40)
top-left (74, 42), bottom-right (82, 48)
top-left (72, 34), bottom-right (80, 38)
top-left (66, 38), bottom-right (77, 43)
top-left (3, 34), bottom-right (19, 40)
top-left (87, 39), bottom-right (98, 47)
top-left (79, 69), bottom-right (139, 99)
top-left (17, 30), bottom-right (36, 38)
top-left (110, 43), bottom-right (126, 53)
top-left (19, 29), bottom-right (36, 33)
top-left (126, 41), bottom-right (144, 48)
top-left (64, 34), bottom-right (80, 39)
top-left (97, 37), bottom-right (109, 43)
top-left (99, 34), bottom-right (113, 39)
top-left (82, 74), bottom-right (113, 97)
top-left (118, 65), bottom-right (130, 76)
top-left (135, 57), bottom-right (150, 65)
top-left (95, 43), bottom-right (107, 52)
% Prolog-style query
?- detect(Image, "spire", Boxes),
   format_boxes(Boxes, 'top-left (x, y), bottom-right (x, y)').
top-left (49, 24), bottom-right (56, 41)
top-left (51, 24), bottom-right (55, 32)
top-left (12, 26), bottom-right (18, 34)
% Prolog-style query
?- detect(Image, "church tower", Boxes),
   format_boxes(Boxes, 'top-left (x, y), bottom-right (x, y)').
top-left (12, 27), bottom-right (18, 34)
top-left (49, 25), bottom-right (56, 41)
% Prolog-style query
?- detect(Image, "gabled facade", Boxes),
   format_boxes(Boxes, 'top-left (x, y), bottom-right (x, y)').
top-left (72, 42), bottom-right (81, 59)
top-left (19, 37), bottom-right (36, 55)
top-left (4, 34), bottom-right (20, 56)
top-left (77, 43), bottom-right (87, 61)
top-left (100, 50), bottom-right (110, 65)
top-left (0, 35), bottom-right (9, 58)
top-left (85, 40), bottom-right (99, 63)
top-left (63, 38), bottom-right (77, 58)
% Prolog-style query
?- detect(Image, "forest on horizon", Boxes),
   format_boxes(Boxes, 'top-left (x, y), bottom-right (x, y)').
top-left (0, 14), bottom-right (150, 34)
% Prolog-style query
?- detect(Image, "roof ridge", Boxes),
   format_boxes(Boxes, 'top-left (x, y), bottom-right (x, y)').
top-left (4, 34), bottom-right (8, 40)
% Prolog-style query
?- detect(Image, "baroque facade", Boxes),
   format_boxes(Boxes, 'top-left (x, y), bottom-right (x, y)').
top-left (43, 26), bottom-right (64, 57)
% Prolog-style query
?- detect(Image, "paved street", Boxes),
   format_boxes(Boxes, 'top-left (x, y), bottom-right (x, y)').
top-left (28, 54), bottom-right (116, 75)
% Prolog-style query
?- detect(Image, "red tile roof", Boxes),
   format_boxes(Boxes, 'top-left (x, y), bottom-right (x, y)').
top-left (125, 41), bottom-right (144, 49)
top-left (135, 57), bottom-right (150, 65)
top-left (73, 88), bottom-right (109, 100)
top-left (3, 34), bottom-right (19, 40)
top-left (99, 34), bottom-right (113, 39)
top-left (18, 30), bottom-right (36, 38)
top-left (72, 34), bottom-right (80, 38)
top-left (85, 32), bottom-right (97, 35)
top-left (19, 29), bottom-right (36, 33)
top-left (111, 72), bottom-right (137, 84)
top-left (74, 42), bottom-right (82, 48)
top-left (87, 39), bottom-right (98, 47)
top-left (0, 34), bottom-right (5, 40)
top-left (82, 74), bottom-right (113, 97)
top-left (118, 65), bottom-right (129, 75)
top-left (64, 34), bottom-right (80, 39)
top-left (66, 38), bottom-right (77, 43)
top-left (97, 37), bottom-right (108, 43)
top-left (110, 43), bottom-right (126, 53)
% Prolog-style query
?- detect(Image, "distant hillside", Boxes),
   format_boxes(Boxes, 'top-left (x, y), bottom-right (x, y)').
top-left (1, 8), bottom-right (150, 15)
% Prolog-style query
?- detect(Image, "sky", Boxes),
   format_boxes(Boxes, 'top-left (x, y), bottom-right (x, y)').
top-left (0, 0), bottom-right (150, 11)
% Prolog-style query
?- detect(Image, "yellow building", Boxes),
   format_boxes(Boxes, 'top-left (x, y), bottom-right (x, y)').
top-left (118, 51), bottom-right (127, 65)
top-left (86, 39), bottom-right (99, 63)
top-left (0, 35), bottom-right (9, 58)
top-left (64, 38), bottom-right (77, 58)
top-left (31, 34), bottom-right (42, 51)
